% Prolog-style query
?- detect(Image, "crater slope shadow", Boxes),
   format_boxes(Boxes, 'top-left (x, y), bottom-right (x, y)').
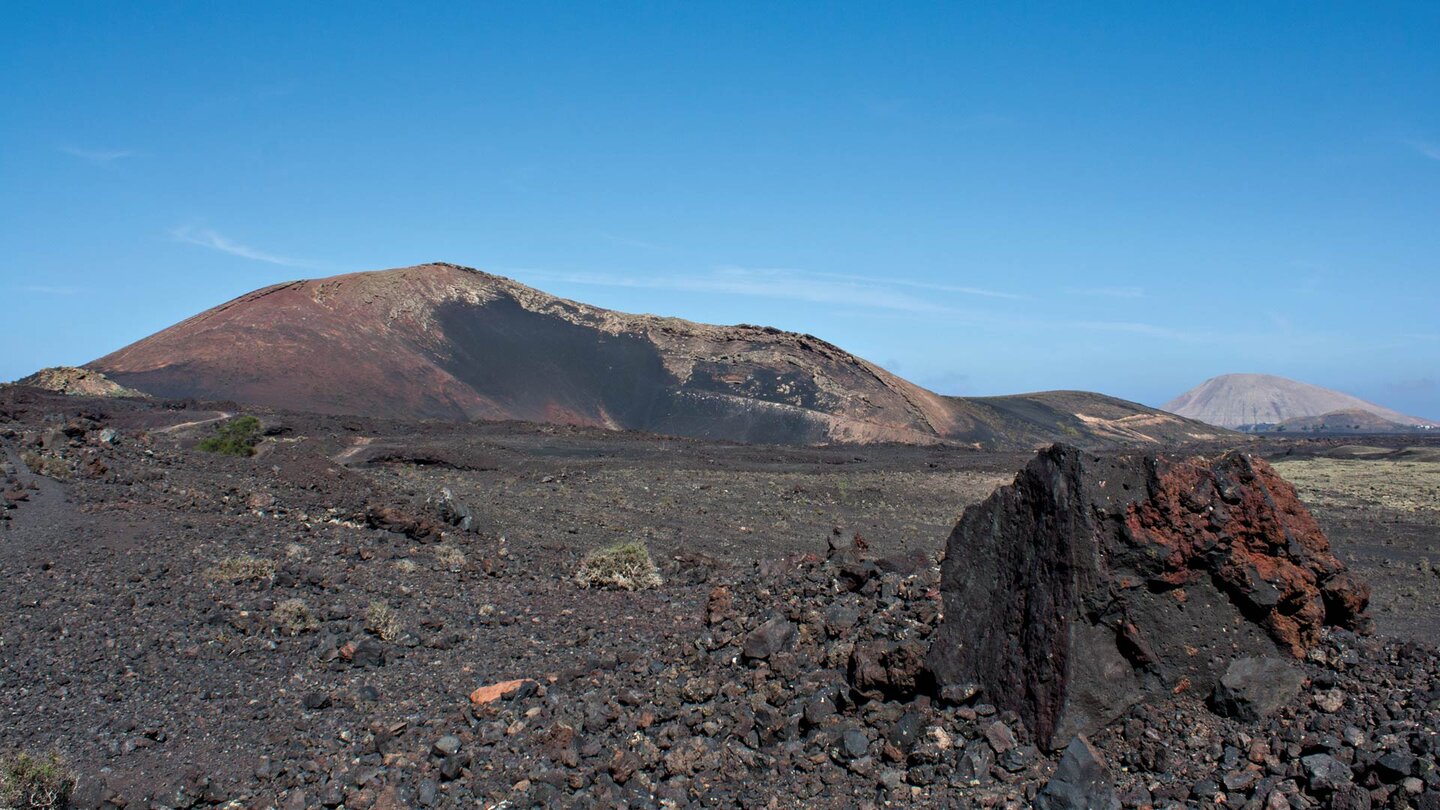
top-left (432, 299), bottom-right (826, 443)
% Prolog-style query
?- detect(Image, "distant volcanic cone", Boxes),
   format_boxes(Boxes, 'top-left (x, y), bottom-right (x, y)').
top-left (1163, 373), bottom-right (1434, 429)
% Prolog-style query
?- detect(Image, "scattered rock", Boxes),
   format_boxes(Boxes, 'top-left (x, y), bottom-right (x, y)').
top-left (1302, 752), bottom-right (1353, 793)
top-left (741, 617), bottom-right (796, 660)
top-left (366, 504), bottom-right (446, 541)
top-left (1313, 687), bottom-right (1345, 713)
top-left (431, 735), bottom-right (461, 757)
top-left (984, 720), bottom-right (1018, 754)
top-left (1208, 657), bottom-right (1304, 721)
top-left (0, 390), bottom-right (1431, 810)
top-left (469, 679), bottom-right (535, 706)
top-left (1329, 783), bottom-right (1374, 810)
top-left (848, 640), bottom-right (925, 699)
top-left (839, 728), bottom-right (869, 760)
top-left (1034, 736), bottom-right (1121, 810)
top-left (434, 487), bottom-right (475, 532)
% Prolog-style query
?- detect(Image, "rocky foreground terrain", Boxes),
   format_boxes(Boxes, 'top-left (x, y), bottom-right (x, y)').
top-left (2, 384), bottom-right (1439, 809)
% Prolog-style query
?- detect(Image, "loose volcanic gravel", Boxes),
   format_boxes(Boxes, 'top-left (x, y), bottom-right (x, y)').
top-left (1, 387), bottom-right (1438, 809)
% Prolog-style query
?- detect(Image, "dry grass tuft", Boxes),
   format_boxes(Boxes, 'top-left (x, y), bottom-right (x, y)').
top-left (205, 556), bottom-right (277, 583)
top-left (434, 545), bottom-right (466, 568)
top-left (272, 598), bottom-right (319, 636)
top-left (365, 600), bottom-right (403, 641)
top-left (20, 451), bottom-right (72, 481)
top-left (575, 541), bottom-right (663, 591)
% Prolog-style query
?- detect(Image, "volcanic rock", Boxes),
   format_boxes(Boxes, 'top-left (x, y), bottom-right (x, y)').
top-left (1208, 657), bottom-right (1305, 721)
top-left (847, 640), bottom-right (926, 700)
top-left (927, 444), bottom-right (1371, 748)
top-left (1329, 784), bottom-right (1375, 810)
top-left (1302, 752), bottom-right (1353, 793)
top-left (1033, 736), bottom-right (1121, 810)
top-left (1375, 752), bottom-right (1417, 783)
top-left (433, 487), bottom-right (475, 532)
top-left (741, 617), bottom-right (797, 660)
top-left (431, 735), bottom-right (461, 758)
top-left (469, 679), bottom-right (535, 706)
top-left (365, 504), bottom-right (446, 542)
top-left (12, 366), bottom-right (148, 398)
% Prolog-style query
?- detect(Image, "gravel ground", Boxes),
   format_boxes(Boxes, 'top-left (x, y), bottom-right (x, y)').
top-left (2, 386), bottom-right (1437, 808)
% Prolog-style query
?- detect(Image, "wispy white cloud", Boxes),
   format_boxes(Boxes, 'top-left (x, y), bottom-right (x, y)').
top-left (1068, 320), bottom-right (1324, 348)
top-left (1403, 139), bottom-right (1440, 161)
top-left (786, 268), bottom-right (1022, 300)
top-left (1067, 286), bottom-right (1145, 299)
top-left (60, 146), bottom-right (135, 163)
top-left (508, 266), bottom-right (1342, 351)
top-left (514, 266), bottom-right (969, 315)
top-left (170, 226), bottom-right (319, 268)
top-left (1070, 320), bottom-right (1195, 341)
top-left (21, 285), bottom-right (81, 295)
top-left (598, 232), bottom-right (671, 252)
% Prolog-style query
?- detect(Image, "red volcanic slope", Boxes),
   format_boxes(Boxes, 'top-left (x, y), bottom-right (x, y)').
top-left (90, 263), bottom-right (1229, 448)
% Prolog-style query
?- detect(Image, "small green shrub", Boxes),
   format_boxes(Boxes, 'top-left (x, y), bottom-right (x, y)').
top-left (272, 598), bottom-right (318, 636)
top-left (205, 555), bottom-right (276, 583)
top-left (197, 415), bottom-right (263, 457)
top-left (575, 541), bottom-right (663, 591)
top-left (0, 751), bottom-right (75, 810)
top-left (365, 600), bottom-right (403, 641)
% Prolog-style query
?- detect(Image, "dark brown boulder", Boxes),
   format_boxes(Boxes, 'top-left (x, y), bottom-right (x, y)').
top-left (365, 504), bottom-right (447, 542)
top-left (848, 640), bottom-right (927, 700)
top-left (926, 444), bottom-right (1370, 749)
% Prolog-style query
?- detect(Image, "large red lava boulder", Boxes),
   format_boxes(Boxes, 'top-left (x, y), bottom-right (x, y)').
top-left (926, 444), bottom-right (1370, 749)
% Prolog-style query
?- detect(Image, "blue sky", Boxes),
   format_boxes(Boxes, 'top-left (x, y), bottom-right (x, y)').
top-left (3, 2), bottom-right (1438, 416)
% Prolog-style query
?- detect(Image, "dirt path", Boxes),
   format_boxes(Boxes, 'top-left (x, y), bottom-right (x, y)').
top-left (1, 441), bottom-right (78, 551)
top-left (151, 410), bottom-right (233, 434)
top-left (330, 435), bottom-right (375, 465)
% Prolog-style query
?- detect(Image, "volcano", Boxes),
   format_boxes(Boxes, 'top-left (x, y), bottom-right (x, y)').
top-left (89, 263), bottom-right (1226, 447)
top-left (1163, 373), bottom-right (1434, 430)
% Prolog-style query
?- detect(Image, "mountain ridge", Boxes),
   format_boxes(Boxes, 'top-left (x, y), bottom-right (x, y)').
top-left (1162, 373), bottom-right (1433, 430)
top-left (88, 262), bottom-right (1229, 448)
